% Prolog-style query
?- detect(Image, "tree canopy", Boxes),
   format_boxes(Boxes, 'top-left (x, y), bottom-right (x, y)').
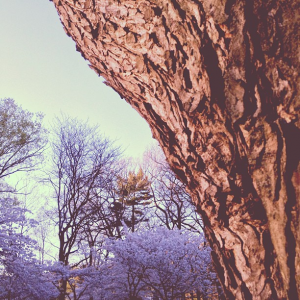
top-left (86, 227), bottom-right (219, 300)
top-left (0, 100), bottom-right (220, 299)
top-left (0, 98), bottom-right (47, 180)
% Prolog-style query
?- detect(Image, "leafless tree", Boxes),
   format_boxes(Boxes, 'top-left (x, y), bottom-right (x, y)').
top-left (144, 146), bottom-right (203, 234)
top-left (46, 116), bottom-right (121, 299)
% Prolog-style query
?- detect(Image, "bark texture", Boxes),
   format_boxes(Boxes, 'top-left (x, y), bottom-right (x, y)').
top-left (51, 0), bottom-right (300, 298)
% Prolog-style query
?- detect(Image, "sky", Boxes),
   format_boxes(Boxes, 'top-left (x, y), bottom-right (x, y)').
top-left (0, 1), bottom-right (154, 158)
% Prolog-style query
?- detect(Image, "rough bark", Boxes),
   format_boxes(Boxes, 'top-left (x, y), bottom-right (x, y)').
top-left (51, 0), bottom-right (300, 299)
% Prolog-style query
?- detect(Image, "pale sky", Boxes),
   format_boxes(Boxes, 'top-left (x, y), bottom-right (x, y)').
top-left (0, 1), bottom-right (153, 158)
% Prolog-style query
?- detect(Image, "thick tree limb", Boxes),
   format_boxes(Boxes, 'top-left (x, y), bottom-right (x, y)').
top-left (52, 0), bottom-right (300, 298)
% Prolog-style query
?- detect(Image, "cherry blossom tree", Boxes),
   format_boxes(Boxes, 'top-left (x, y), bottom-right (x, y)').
top-left (0, 195), bottom-right (57, 300)
top-left (92, 227), bottom-right (220, 300)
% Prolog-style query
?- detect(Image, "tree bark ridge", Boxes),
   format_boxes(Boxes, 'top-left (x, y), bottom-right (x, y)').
top-left (51, 0), bottom-right (300, 298)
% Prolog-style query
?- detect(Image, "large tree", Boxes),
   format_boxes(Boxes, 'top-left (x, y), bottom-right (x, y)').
top-left (97, 228), bottom-right (218, 300)
top-left (0, 98), bottom-right (47, 181)
top-left (47, 116), bottom-right (120, 299)
top-left (52, 0), bottom-right (299, 298)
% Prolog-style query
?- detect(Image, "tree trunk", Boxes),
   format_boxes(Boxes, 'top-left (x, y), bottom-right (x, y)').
top-left (52, 0), bottom-right (300, 298)
top-left (58, 280), bottom-right (67, 300)
top-left (58, 233), bottom-right (68, 299)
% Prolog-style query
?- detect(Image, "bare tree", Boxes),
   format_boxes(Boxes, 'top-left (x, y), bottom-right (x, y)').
top-left (52, 1), bottom-right (300, 298)
top-left (75, 176), bottom-right (126, 267)
top-left (32, 207), bottom-right (54, 265)
top-left (47, 116), bottom-right (120, 299)
top-left (144, 146), bottom-right (203, 234)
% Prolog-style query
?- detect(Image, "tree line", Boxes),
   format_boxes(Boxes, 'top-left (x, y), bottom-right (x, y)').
top-left (0, 98), bottom-right (222, 299)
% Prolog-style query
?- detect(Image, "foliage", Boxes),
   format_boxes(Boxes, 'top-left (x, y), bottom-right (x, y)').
top-left (0, 196), bottom-right (57, 300)
top-left (90, 227), bottom-right (218, 300)
top-left (116, 168), bottom-right (153, 232)
top-left (0, 98), bottom-right (47, 180)
top-left (0, 102), bottom-right (221, 299)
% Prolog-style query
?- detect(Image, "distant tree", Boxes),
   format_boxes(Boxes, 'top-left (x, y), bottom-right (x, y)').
top-left (33, 208), bottom-right (53, 265)
top-left (75, 159), bottom-right (130, 266)
top-left (144, 146), bottom-right (203, 233)
top-left (0, 98), bottom-right (55, 299)
top-left (116, 168), bottom-right (152, 232)
top-left (46, 116), bottom-right (120, 299)
top-left (0, 195), bottom-right (57, 300)
top-left (49, 263), bottom-right (95, 300)
top-left (93, 228), bottom-right (218, 300)
top-left (0, 98), bottom-right (47, 180)
top-left (76, 178), bottom-right (126, 265)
